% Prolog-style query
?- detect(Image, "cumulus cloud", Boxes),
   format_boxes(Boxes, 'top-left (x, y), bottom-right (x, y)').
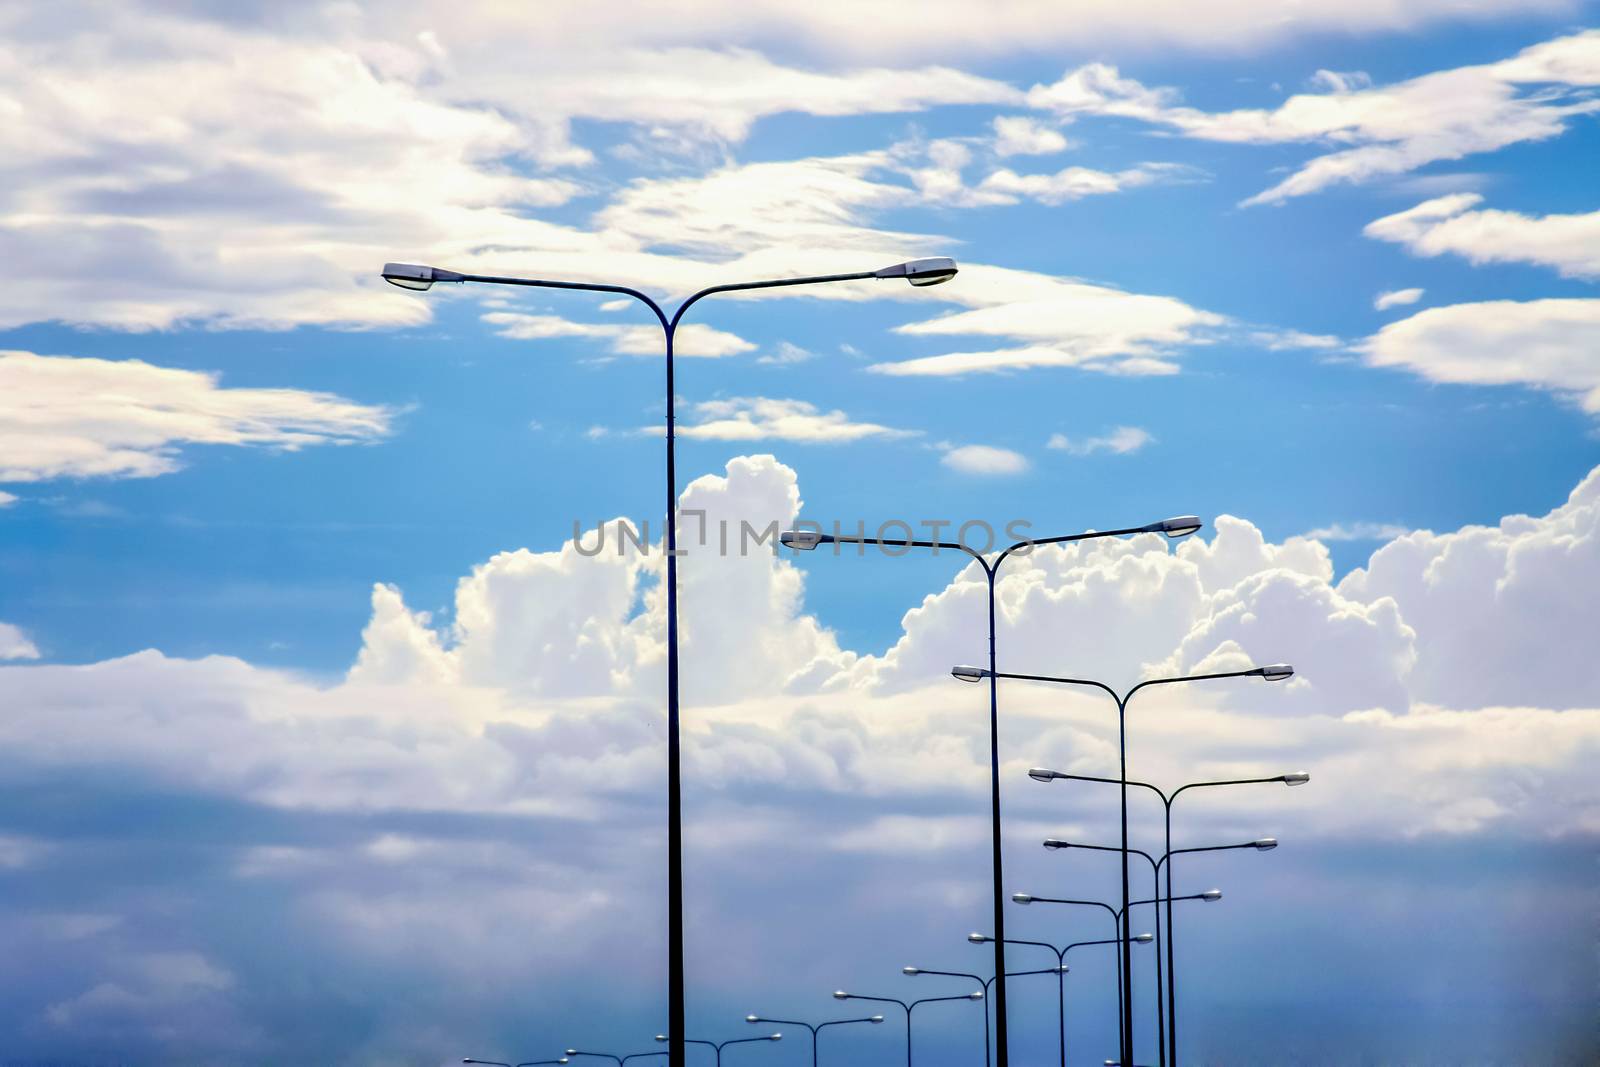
top-left (0, 622), bottom-right (40, 661)
top-left (989, 115), bottom-right (1070, 157)
top-left (1025, 31), bottom-right (1600, 204)
top-left (940, 443), bottom-right (1030, 475)
top-left (1362, 298), bottom-right (1600, 413)
top-left (1365, 194), bottom-right (1600, 278)
top-left (1375, 287), bottom-right (1425, 310)
top-left (0, 351), bottom-right (394, 485)
top-left (0, 454), bottom-right (1595, 1058)
top-left (1046, 426), bottom-right (1153, 456)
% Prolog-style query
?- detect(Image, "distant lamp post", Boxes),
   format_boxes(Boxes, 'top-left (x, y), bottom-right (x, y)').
top-left (386, 254), bottom-right (955, 1067)
top-left (978, 662), bottom-right (1291, 1065)
top-left (785, 515), bottom-right (1201, 1067)
top-left (746, 1013), bottom-right (881, 1066)
top-left (653, 1034), bottom-right (780, 1067)
top-left (1033, 771), bottom-right (1306, 1065)
top-left (464, 1060), bottom-right (569, 1067)
top-left (833, 990), bottom-right (984, 1067)
top-left (903, 966), bottom-right (992, 1067)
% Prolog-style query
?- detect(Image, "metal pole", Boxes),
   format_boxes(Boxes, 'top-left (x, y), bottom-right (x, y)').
top-left (1118, 695), bottom-right (1133, 1066)
top-left (986, 569), bottom-right (1009, 1067)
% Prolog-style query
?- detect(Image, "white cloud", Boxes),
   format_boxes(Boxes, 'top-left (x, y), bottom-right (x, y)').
top-left (1300, 522), bottom-right (1414, 541)
top-left (1362, 298), bottom-right (1600, 413)
top-left (756, 342), bottom-right (814, 365)
top-left (0, 454), bottom-right (1596, 1056)
top-left (989, 115), bottom-right (1070, 157)
top-left (1026, 31), bottom-right (1600, 204)
top-left (0, 622), bottom-right (40, 661)
top-left (0, 490), bottom-right (16, 508)
top-left (481, 312), bottom-right (755, 358)
top-left (1375, 287), bottom-right (1425, 310)
top-left (870, 266), bottom-right (1225, 377)
top-left (1365, 194), bottom-right (1600, 279)
top-left (674, 397), bottom-right (916, 443)
top-left (940, 444), bottom-right (1029, 475)
top-left (977, 161), bottom-right (1199, 206)
top-left (1046, 426), bottom-right (1153, 456)
top-left (0, 351), bottom-right (394, 485)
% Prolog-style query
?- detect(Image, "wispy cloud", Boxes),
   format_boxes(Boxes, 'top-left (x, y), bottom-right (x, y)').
top-left (940, 443), bottom-right (1028, 474)
top-left (1046, 426), bottom-right (1153, 456)
top-left (1375, 288), bottom-right (1425, 310)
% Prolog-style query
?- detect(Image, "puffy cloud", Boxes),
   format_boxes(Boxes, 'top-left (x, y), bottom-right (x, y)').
top-left (1026, 31), bottom-right (1600, 204)
top-left (0, 350), bottom-right (394, 485)
top-left (1375, 287), bottom-right (1425, 310)
top-left (1365, 194), bottom-right (1600, 279)
top-left (1361, 298), bottom-right (1600, 413)
top-left (989, 116), bottom-right (1070, 157)
top-left (941, 444), bottom-right (1029, 475)
top-left (1046, 426), bottom-right (1153, 456)
top-left (0, 622), bottom-right (40, 660)
top-left (0, 455), bottom-right (1595, 1058)
top-left (673, 397), bottom-right (917, 443)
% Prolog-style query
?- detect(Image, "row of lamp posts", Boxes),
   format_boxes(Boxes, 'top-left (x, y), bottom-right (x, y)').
top-left (384, 255), bottom-right (1308, 1067)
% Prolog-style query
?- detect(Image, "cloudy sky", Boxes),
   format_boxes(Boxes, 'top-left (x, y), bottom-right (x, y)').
top-left (1, 2), bottom-right (1597, 1064)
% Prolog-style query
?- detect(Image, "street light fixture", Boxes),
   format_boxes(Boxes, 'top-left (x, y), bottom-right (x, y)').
top-left (384, 255), bottom-right (955, 1067)
top-left (832, 991), bottom-right (984, 1067)
top-left (903, 966), bottom-right (992, 1067)
top-left (1032, 771), bottom-right (1307, 1065)
top-left (990, 663), bottom-right (1292, 1067)
top-left (783, 516), bottom-right (1202, 1067)
top-left (746, 1012), bottom-right (882, 1067)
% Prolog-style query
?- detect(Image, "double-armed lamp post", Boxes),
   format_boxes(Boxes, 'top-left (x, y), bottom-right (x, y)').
top-left (744, 1013), bottom-right (881, 1067)
top-left (384, 256), bottom-right (956, 1067)
top-left (956, 663), bottom-right (1291, 1065)
top-left (783, 516), bottom-right (1201, 1065)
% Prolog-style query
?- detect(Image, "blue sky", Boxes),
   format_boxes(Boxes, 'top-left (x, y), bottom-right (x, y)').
top-left (0, 2), bottom-right (1597, 1064)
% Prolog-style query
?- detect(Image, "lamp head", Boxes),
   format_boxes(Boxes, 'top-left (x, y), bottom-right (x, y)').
top-left (381, 262), bottom-right (464, 291)
top-left (1253, 837), bottom-right (1279, 850)
top-left (968, 932), bottom-right (992, 944)
top-left (951, 665), bottom-right (988, 683)
top-left (967, 991), bottom-right (985, 1001)
top-left (875, 257), bottom-right (958, 287)
top-left (1012, 892), bottom-right (1033, 905)
top-left (1200, 888), bottom-right (1222, 901)
top-left (1256, 663), bottom-right (1294, 682)
top-left (902, 966), bottom-right (920, 975)
top-left (768, 1034), bottom-right (782, 1041)
top-left (745, 1014), bottom-right (759, 1023)
top-left (1042, 838), bottom-right (1069, 850)
top-left (833, 990), bottom-right (850, 1000)
top-left (1133, 933), bottom-right (1154, 943)
top-left (565, 1052), bottom-right (577, 1058)
top-left (780, 530), bottom-right (824, 551)
top-left (1029, 768), bottom-right (1063, 783)
top-left (1153, 515), bottom-right (1203, 538)
top-left (1281, 771), bottom-right (1311, 786)
top-left (654, 1036), bottom-right (666, 1044)
top-left (870, 1015), bottom-right (884, 1024)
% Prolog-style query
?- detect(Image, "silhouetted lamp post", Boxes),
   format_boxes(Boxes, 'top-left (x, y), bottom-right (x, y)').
top-left (966, 663), bottom-right (1291, 1064)
top-left (833, 989), bottom-right (984, 1067)
top-left (385, 255), bottom-right (955, 1067)
top-left (784, 515), bottom-right (1200, 1067)
top-left (745, 1013), bottom-right (881, 1067)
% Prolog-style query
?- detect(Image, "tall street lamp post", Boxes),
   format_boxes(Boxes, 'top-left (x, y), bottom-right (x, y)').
top-left (744, 1013), bottom-right (882, 1067)
top-left (383, 256), bottom-right (956, 1067)
top-left (654, 1034), bottom-right (781, 1067)
top-left (832, 990), bottom-right (985, 1067)
top-left (1034, 771), bottom-right (1307, 1065)
top-left (902, 966), bottom-right (993, 1067)
top-left (970, 933), bottom-right (1150, 1067)
top-left (785, 516), bottom-right (1201, 1067)
top-left (464, 1060), bottom-right (569, 1067)
top-left (963, 664), bottom-right (1292, 1064)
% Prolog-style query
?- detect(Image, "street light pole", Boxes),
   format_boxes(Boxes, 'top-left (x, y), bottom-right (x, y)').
top-left (787, 516), bottom-right (1201, 1067)
top-left (1034, 769), bottom-right (1306, 1064)
top-left (383, 257), bottom-right (955, 1067)
top-left (745, 1014), bottom-right (882, 1067)
top-left (655, 1034), bottom-right (781, 1067)
top-left (903, 966), bottom-right (992, 1067)
top-left (464, 1060), bottom-right (570, 1067)
top-left (970, 933), bottom-right (1148, 1067)
top-left (975, 663), bottom-right (1292, 1064)
top-left (833, 990), bottom-right (984, 1067)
